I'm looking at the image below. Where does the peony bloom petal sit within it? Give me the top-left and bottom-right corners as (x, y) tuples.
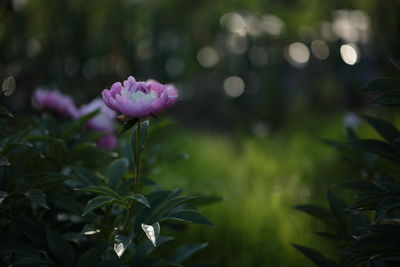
(78, 98), (117, 132)
(102, 76), (178, 119)
(32, 88), (78, 118)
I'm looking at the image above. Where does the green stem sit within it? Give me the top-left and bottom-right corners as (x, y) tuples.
(123, 119), (141, 234)
(134, 120), (141, 194)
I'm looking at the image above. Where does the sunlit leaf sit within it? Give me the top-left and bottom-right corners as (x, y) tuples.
(0, 157), (10, 166)
(2, 76), (16, 96)
(107, 157), (128, 190)
(142, 222), (160, 247)
(82, 196), (116, 216)
(390, 58), (400, 71)
(24, 189), (50, 209)
(114, 234), (134, 258)
(0, 191), (8, 205)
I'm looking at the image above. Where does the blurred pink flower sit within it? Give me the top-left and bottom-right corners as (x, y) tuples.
(78, 98), (116, 132)
(32, 88), (78, 118)
(77, 98), (117, 149)
(96, 133), (117, 150)
(102, 76), (178, 119)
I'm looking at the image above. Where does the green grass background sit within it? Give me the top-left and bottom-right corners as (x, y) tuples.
(145, 115), (355, 266)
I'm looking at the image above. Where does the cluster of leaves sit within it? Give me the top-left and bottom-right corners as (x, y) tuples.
(0, 97), (216, 266)
(294, 59), (400, 266)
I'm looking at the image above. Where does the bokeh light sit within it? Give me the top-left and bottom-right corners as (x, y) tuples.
(285, 42), (310, 68)
(340, 44), (359, 65)
(197, 46), (220, 68)
(223, 76), (245, 97)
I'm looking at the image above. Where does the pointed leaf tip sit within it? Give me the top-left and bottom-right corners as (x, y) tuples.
(142, 222), (160, 247)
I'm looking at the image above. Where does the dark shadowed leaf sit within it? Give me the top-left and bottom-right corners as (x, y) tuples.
(362, 115), (400, 143)
(334, 181), (381, 192)
(134, 236), (174, 263)
(327, 190), (349, 234)
(0, 104), (13, 118)
(48, 193), (82, 215)
(118, 118), (139, 136)
(371, 90), (400, 106)
(76, 185), (121, 199)
(24, 189), (50, 209)
(12, 257), (52, 265)
(375, 197), (400, 222)
(131, 120), (149, 157)
(346, 191), (387, 211)
(294, 204), (335, 226)
(166, 243), (208, 264)
(161, 210), (213, 226)
(76, 243), (108, 267)
(293, 244), (338, 267)
(361, 78), (400, 94)
(94, 260), (128, 267)
(46, 227), (75, 267)
(351, 139), (400, 162)
(72, 166), (100, 185)
(107, 157), (128, 190)
(123, 194), (150, 208)
(62, 109), (100, 139)
(82, 196), (116, 216)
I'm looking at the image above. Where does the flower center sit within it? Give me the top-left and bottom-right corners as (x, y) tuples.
(121, 88), (157, 103)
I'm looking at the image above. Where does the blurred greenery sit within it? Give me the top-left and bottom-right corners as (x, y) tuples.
(148, 115), (352, 266)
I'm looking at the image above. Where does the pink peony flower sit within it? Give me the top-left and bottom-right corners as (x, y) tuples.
(78, 98), (116, 132)
(102, 76), (178, 119)
(32, 88), (78, 118)
(77, 98), (117, 150)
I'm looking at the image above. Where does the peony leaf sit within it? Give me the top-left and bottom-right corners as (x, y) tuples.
(141, 222), (160, 247)
(24, 189), (50, 209)
(82, 196), (116, 216)
(114, 234), (133, 258)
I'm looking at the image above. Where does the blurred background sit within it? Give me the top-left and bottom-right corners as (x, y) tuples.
(1, 0), (399, 266)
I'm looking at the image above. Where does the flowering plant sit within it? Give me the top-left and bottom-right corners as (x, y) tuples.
(0, 78), (215, 266)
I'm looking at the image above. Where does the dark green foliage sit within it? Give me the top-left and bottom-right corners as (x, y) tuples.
(295, 60), (400, 266)
(0, 108), (214, 266)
